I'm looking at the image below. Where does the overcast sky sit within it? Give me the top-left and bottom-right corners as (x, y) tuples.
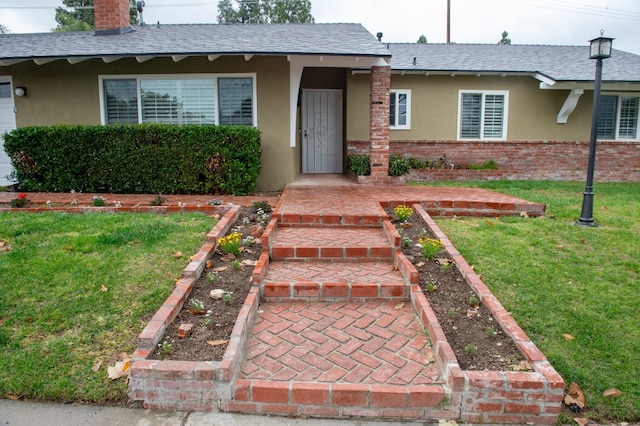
(2, 0), (639, 55)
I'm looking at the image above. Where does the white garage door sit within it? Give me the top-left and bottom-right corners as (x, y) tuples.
(0, 78), (17, 186)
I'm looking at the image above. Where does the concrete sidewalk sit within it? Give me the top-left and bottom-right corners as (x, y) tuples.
(0, 399), (441, 426)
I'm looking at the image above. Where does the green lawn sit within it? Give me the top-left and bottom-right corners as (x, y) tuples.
(0, 212), (214, 403)
(420, 181), (639, 422)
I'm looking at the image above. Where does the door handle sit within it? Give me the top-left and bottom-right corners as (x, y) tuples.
(303, 129), (308, 137)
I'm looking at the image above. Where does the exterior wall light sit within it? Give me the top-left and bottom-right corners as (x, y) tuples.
(14, 87), (27, 97)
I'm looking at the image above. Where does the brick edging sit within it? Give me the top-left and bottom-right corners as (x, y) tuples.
(410, 203), (565, 424)
(128, 204), (260, 411)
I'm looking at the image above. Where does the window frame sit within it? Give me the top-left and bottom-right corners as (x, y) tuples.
(457, 90), (509, 141)
(390, 89), (411, 130)
(98, 73), (257, 126)
(597, 93), (640, 141)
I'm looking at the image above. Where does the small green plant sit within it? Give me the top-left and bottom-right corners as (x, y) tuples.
(448, 308), (459, 319)
(218, 232), (242, 256)
(424, 279), (438, 292)
(469, 295), (480, 306)
(149, 195), (167, 206)
(242, 236), (255, 247)
(92, 195), (106, 206)
(222, 292), (232, 306)
(388, 155), (411, 176)
(206, 271), (221, 283)
(207, 198), (222, 206)
(439, 262), (452, 271)
(189, 299), (205, 314)
(158, 340), (174, 359)
(252, 200), (272, 213)
(486, 325), (497, 338)
(231, 259), (241, 270)
(202, 317), (212, 327)
(347, 154), (371, 176)
(467, 159), (498, 170)
(255, 208), (270, 226)
(10, 193), (28, 208)
(406, 157), (427, 169)
(394, 205), (413, 223)
(465, 344), (477, 356)
(401, 235), (411, 248)
(419, 237), (442, 260)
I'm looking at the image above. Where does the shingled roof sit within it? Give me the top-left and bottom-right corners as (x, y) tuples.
(387, 43), (640, 83)
(0, 23), (390, 62)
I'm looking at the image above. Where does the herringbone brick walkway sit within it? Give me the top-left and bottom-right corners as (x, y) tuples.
(240, 301), (442, 385)
(264, 261), (404, 284)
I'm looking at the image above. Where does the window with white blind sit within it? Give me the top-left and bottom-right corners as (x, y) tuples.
(597, 95), (639, 140)
(458, 91), (508, 140)
(390, 90), (411, 129)
(100, 74), (256, 126)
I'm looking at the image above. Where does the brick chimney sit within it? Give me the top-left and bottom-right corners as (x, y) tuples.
(94, 0), (131, 35)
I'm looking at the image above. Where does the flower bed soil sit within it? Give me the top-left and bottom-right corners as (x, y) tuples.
(392, 210), (529, 371)
(151, 208), (268, 362)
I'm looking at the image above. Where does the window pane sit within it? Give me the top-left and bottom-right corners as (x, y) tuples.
(618, 97), (638, 139)
(103, 79), (138, 124)
(483, 94), (504, 138)
(0, 83), (11, 98)
(597, 96), (617, 139)
(460, 94), (481, 138)
(389, 92), (397, 126)
(141, 79), (215, 125)
(397, 93), (407, 126)
(218, 78), (253, 126)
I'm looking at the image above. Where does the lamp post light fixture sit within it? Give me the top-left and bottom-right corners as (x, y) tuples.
(577, 32), (614, 227)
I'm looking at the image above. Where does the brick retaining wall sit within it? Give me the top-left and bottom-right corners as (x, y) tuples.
(348, 140), (640, 182)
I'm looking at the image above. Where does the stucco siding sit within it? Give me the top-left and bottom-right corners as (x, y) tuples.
(6, 55), (292, 191)
(347, 73), (597, 142)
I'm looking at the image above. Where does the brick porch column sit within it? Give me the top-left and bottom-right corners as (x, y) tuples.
(369, 65), (391, 177)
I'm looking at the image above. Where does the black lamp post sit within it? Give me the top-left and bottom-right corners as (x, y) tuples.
(577, 33), (614, 227)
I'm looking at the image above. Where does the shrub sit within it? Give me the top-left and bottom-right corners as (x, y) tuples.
(388, 155), (410, 176)
(406, 157), (427, 169)
(3, 124), (261, 195)
(347, 154), (371, 176)
(466, 159), (498, 170)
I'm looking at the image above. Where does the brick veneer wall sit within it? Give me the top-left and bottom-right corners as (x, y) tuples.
(347, 140), (640, 182)
(369, 66), (391, 177)
(94, 0), (131, 33)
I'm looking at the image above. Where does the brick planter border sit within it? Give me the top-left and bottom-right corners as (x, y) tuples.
(128, 204), (262, 411)
(408, 203), (564, 424)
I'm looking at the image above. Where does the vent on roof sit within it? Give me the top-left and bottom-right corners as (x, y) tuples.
(376, 32), (383, 42)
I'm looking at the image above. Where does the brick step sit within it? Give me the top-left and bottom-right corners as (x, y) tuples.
(226, 301), (458, 420)
(268, 226), (398, 261)
(277, 212), (386, 227)
(259, 260), (409, 301)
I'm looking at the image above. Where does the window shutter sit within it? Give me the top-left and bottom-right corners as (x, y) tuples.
(141, 79), (216, 125)
(483, 94), (504, 138)
(218, 78), (253, 126)
(390, 92), (397, 127)
(618, 97), (639, 139)
(597, 96), (617, 139)
(103, 79), (138, 124)
(461, 94), (481, 138)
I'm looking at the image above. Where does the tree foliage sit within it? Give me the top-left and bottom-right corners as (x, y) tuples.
(499, 30), (511, 45)
(417, 34), (427, 44)
(0, 24), (10, 34)
(54, 0), (139, 32)
(217, 0), (314, 24)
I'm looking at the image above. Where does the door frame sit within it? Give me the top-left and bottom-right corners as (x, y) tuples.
(300, 89), (344, 174)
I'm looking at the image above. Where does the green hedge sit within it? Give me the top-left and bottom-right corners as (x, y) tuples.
(3, 124), (261, 195)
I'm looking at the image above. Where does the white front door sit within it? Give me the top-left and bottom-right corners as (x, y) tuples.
(301, 89), (343, 173)
(0, 77), (17, 186)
